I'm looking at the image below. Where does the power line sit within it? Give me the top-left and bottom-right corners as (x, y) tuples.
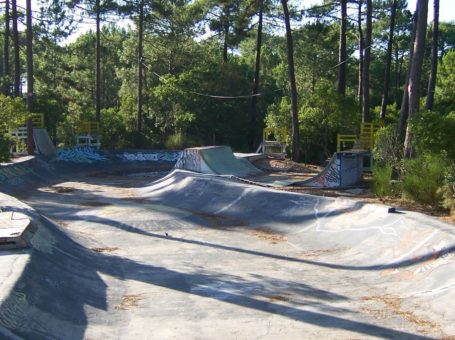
(142, 62), (283, 100)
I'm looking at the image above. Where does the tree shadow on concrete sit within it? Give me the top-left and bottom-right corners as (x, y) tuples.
(0, 217), (433, 340)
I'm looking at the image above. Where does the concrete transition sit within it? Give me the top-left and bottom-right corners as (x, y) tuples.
(0, 155), (454, 339)
(33, 128), (57, 157)
(175, 146), (262, 177)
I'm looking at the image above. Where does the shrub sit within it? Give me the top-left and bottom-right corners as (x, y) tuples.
(0, 134), (11, 162)
(438, 163), (455, 215)
(164, 133), (200, 150)
(372, 164), (397, 197)
(408, 110), (455, 161)
(373, 125), (402, 171)
(401, 153), (447, 207)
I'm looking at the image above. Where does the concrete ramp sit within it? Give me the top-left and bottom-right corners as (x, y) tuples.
(33, 128), (56, 157)
(175, 146), (261, 176)
(296, 151), (364, 187)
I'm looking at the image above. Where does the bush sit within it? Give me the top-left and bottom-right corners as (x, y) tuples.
(438, 163), (455, 215)
(373, 125), (402, 171)
(372, 164), (397, 197)
(401, 153), (447, 208)
(408, 110), (455, 161)
(164, 133), (200, 150)
(0, 134), (11, 162)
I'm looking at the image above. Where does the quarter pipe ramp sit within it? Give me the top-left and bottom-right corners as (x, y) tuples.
(175, 146), (262, 177)
(33, 128), (56, 157)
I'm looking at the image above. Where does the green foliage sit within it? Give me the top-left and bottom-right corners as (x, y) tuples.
(151, 61), (253, 150)
(439, 163), (455, 214)
(407, 110), (455, 161)
(100, 108), (128, 149)
(435, 51), (455, 113)
(0, 95), (29, 131)
(164, 133), (200, 150)
(0, 96), (28, 162)
(372, 164), (397, 197)
(372, 103), (400, 124)
(298, 83), (359, 163)
(0, 134), (11, 162)
(373, 125), (402, 171)
(401, 153), (448, 208)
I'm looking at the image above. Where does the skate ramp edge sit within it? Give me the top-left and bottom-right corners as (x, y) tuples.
(0, 193), (38, 250)
(297, 152), (365, 187)
(33, 128), (57, 157)
(175, 146), (261, 176)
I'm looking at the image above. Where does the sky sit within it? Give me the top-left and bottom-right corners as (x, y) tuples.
(19, 0), (455, 45)
(300, 0), (455, 23)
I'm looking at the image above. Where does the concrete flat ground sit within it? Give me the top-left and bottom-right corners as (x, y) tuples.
(0, 160), (454, 339)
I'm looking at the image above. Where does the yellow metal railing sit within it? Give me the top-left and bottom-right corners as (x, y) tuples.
(337, 122), (382, 152)
(76, 121), (100, 134)
(31, 113), (45, 128)
(337, 134), (357, 152)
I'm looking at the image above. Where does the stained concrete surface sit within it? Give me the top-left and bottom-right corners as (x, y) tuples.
(0, 158), (454, 339)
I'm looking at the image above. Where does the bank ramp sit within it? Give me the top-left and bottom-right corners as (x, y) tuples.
(175, 146), (261, 177)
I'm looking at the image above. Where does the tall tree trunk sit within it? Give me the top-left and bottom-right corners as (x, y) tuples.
(337, 0), (347, 95)
(26, 0), (34, 112)
(404, 0), (428, 158)
(281, 0), (299, 162)
(137, 0), (144, 133)
(3, 0), (10, 96)
(95, 0), (101, 122)
(12, 0), (20, 97)
(398, 11), (418, 138)
(380, 0), (397, 121)
(26, 0), (34, 155)
(357, 0), (364, 103)
(250, 0), (263, 149)
(362, 0), (372, 123)
(425, 0), (439, 110)
(222, 6), (229, 63)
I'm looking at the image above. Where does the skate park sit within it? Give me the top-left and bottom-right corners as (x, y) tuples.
(0, 146), (454, 339)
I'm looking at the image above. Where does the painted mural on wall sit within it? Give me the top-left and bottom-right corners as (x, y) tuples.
(175, 149), (202, 172)
(121, 151), (181, 162)
(57, 147), (108, 163)
(305, 155), (341, 188)
(304, 153), (364, 188)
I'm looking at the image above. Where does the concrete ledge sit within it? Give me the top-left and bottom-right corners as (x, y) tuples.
(0, 211), (36, 250)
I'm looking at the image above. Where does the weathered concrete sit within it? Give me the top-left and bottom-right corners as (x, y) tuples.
(175, 146), (262, 176)
(0, 159), (454, 339)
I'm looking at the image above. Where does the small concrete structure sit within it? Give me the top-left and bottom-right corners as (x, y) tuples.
(0, 211), (35, 250)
